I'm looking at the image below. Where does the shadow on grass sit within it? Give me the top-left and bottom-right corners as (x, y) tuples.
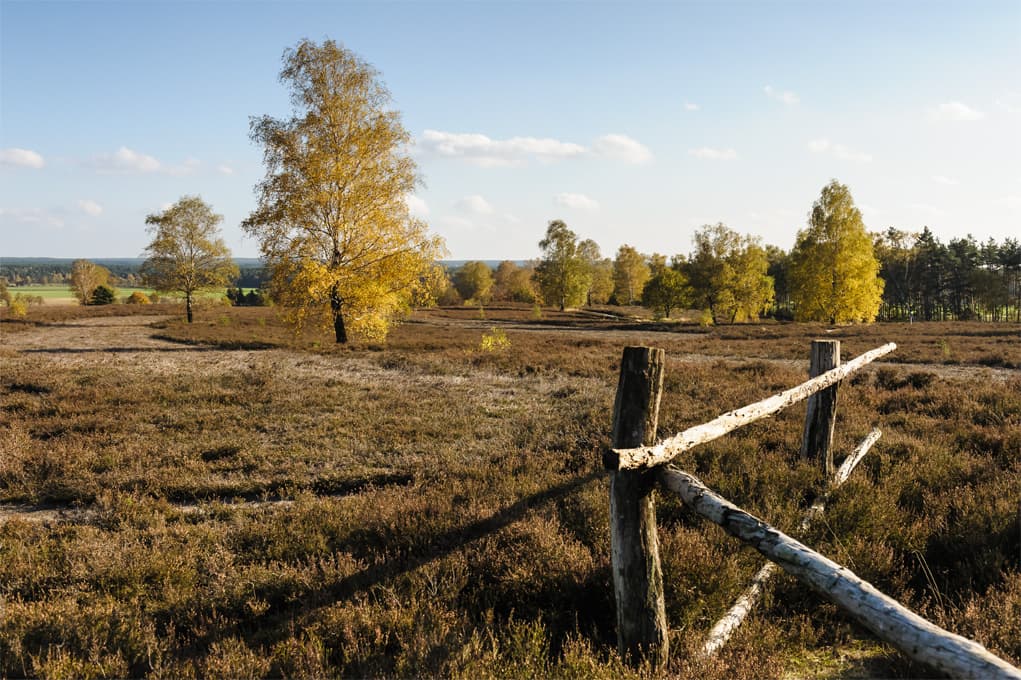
(202, 469), (605, 655)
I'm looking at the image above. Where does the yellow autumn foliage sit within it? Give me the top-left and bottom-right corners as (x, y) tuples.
(242, 39), (445, 343)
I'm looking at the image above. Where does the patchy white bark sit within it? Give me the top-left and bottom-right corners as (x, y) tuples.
(701, 428), (882, 657)
(608, 343), (896, 471)
(662, 466), (1021, 679)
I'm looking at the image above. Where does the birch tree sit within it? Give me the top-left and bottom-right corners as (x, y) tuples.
(141, 196), (238, 323)
(789, 181), (883, 323)
(242, 39), (445, 342)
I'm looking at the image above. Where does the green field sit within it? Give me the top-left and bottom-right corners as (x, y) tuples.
(8, 285), (243, 303)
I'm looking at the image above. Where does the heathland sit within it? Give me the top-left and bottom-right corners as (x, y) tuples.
(0, 303), (1018, 678)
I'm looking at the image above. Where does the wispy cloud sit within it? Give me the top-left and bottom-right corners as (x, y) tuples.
(77, 199), (103, 217)
(0, 207), (65, 229)
(592, 134), (653, 164)
(932, 175), (959, 186)
(418, 130), (652, 167)
(807, 139), (872, 163)
(929, 101), (985, 121)
(217, 164), (235, 175)
(89, 147), (200, 175)
(404, 194), (430, 218)
(689, 147), (737, 161)
(684, 102), (699, 111)
(554, 192), (600, 212)
(455, 194), (495, 215)
(418, 130), (586, 167)
(91, 146), (162, 174)
(764, 85), (799, 105)
(0, 147), (45, 169)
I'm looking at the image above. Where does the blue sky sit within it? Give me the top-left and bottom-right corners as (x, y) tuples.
(1, 0), (1019, 260)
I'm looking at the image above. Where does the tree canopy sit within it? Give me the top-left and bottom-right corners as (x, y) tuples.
(684, 223), (773, 323)
(642, 267), (689, 319)
(242, 38), (445, 342)
(69, 259), (110, 306)
(535, 220), (589, 310)
(613, 245), (651, 305)
(141, 196), (238, 323)
(452, 261), (494, 306)
(789, 180), (883, 323)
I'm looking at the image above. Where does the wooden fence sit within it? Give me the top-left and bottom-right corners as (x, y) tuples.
(604, 340), (1021, 679)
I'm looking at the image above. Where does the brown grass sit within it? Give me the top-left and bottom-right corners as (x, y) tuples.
(0, 304), (1018, 678)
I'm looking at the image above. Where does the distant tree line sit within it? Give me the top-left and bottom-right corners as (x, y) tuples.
(435, 180), (1018, 325)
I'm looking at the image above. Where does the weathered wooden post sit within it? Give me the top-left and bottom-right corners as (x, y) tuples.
(608, 346), (669, 667)
(800, 340), (840, 476)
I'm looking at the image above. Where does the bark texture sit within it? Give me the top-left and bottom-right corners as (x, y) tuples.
(607, 342), (896, 470)
(609, 346), (669, 667)
(662, 467), (1021, 679)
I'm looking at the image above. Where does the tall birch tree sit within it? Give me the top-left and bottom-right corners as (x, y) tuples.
(243, 39), (445, 342)
(789, 180), (883, 323)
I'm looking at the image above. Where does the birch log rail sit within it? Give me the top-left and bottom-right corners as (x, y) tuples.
(700, 427), (882, 658)
(660, 467), (1021, 679)
(605, 342), (897, 471)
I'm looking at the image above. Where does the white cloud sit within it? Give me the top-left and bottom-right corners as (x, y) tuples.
(807, 139), (872, 163)
(929, 101), (985, 121)
(932, 175), (959, 186)
(404, 194), (430, 218)
(77, 199), (103, 216)
(92, 146), (162, 173)
(418, 130), (586, 167)
(684, 102), (699, 111)
(0, 147), (45, 169)
(689, 147), (737, 161)
(764, 85), (799, 105)
(217, 164), (235, 175)
(592, 134), (653, 164)
(554, 192), (600, 212)
(0, 207), (65, 229)
(455, 194), (495, 215)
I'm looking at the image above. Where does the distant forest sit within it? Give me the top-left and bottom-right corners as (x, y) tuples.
(3, 226), (1020, 323)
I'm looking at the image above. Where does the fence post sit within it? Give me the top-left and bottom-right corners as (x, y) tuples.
(609, 346), (669, 667)
(800, 339), (840, 476)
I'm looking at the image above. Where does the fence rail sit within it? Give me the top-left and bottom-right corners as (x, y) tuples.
(605, 342), (896, 471)
(605, 341), (1021, 678)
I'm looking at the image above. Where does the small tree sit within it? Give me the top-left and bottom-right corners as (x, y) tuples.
(613, 245), (651, 305)
(0, 278), (11, 307)
(578, 239), (613, 305)
(535, 220), (589, 311)
(453, 261), (494, 306)
(642, 268), (690, 319)
(141, 196), (239, 323)
(493, 261), (539, 303)
(69, 259), (110, 305)
(90, 284), (117, 305)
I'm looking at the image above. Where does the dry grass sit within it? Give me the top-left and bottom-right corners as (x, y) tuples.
(0, 304), (1018, 678)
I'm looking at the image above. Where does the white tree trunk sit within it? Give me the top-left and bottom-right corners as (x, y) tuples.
(607, 343), (896, 470)
(661, 466), (1021, 679)
(701, 428), (882, 657)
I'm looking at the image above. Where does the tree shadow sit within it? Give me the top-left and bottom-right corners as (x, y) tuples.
(196, 469), (605, 656)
